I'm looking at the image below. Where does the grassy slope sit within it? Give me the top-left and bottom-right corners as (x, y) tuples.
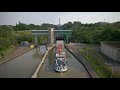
(78, 46), (120, 78)
(0, 30), (30, 62)
(14, 30), (31, 36)
(78, 47), (112, 78)
(0, 47), (15, 62)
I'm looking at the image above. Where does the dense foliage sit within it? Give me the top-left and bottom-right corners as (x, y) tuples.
(13, 21), (59, 30)
(0, 23), (49, 57)
(13, 21), (120, 44)
(0, 25), (15, 51)
(62, 21), (120, 44)
(0, 21), (120, 57)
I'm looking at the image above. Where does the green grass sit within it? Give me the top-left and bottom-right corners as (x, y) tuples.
(0, 46), (15, 61)
(78, 47), (112, 78)
(14, 30), (31, 36)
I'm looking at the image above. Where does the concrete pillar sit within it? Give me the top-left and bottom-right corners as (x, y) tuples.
(52, 29), (54, 44)
(48, 28), (54, 45)
(66, 34), (68, 44)
(35, 34), (38, 44)
(47, 35), (49, 44)
(54, 34), (56, 44)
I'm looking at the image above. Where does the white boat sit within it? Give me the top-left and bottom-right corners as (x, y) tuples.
(54, 57), (68, 72)
(54, 42), (68, 72)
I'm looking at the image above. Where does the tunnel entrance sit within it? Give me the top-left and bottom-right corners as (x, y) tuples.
(55, 34), (64, 41)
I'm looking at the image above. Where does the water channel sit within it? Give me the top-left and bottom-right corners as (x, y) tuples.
(0, 45), (46, 78)
(0, 44), (90, 78)
(37, 47), (90, 78)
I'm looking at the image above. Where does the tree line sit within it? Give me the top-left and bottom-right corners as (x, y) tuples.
(0, 21), (120, 57)
(13, 21), (120, 45)
(61, 21), (120, 44)
(13, 21), (59, 30)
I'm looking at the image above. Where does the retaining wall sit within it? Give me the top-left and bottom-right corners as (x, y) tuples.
(101, 42), (120, 62)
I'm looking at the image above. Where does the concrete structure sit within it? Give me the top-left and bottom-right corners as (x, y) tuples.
(31, 45), (55, 78)
(101, 42), (120, 62)
(31, 30), (48, 45)
(31, 28), (72, 45)
(54, 30), (72, 44)
(48, 28), (54, 45)
(21, 41), (28, 45)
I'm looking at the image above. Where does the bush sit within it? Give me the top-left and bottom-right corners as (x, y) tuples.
(0, 38), (11, 47)
(0, 52), (4, 56)
(0, 54), (1, 59)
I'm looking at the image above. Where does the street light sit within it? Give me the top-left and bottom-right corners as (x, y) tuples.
(105, 63), (113, 78)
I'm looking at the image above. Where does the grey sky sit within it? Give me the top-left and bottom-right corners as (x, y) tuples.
(0, 12), (120, 25)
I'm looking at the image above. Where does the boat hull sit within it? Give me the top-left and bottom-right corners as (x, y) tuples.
(54, 67), (68, 72)
(54, 59), (68, 72)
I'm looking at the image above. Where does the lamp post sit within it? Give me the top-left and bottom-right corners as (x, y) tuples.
(105, 63), (113, 78)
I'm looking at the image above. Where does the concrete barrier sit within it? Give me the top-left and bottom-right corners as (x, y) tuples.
(31, 45), (55, 78)
(101, 42), (120, 62)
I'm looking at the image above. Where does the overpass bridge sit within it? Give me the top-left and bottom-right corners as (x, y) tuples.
(31, 28), (72, 44)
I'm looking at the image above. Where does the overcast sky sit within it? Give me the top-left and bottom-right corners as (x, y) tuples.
(0, 12), (120, 25)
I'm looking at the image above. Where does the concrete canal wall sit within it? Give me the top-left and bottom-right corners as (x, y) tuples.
(31, 45), (55, 78)
(101, 42), (120, 62)
(65, 45), (100, 78)
(0, 48), (32, 65)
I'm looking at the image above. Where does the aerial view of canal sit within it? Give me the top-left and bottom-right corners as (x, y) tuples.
(37, 47), (90, 78)
(0, 44), (90, 78)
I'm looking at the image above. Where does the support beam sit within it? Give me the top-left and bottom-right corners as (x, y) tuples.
(48, 28), (54, 45)
(35, 34), (38, 44)
(31, 29), (72, 45)
(66, 34), (68, 44)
